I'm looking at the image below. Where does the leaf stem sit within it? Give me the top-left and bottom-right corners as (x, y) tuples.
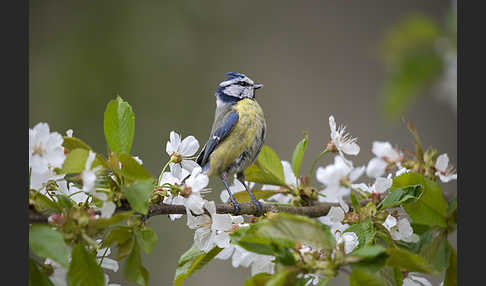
(157, 160), (172, 186)
(309, 149), (330, 180)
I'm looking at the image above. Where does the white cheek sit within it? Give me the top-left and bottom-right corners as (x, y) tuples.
(216, 98), (225, 108)
(224, 85), (243, 97)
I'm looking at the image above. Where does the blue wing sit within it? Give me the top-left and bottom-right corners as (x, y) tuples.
(196, 111), (239, 171)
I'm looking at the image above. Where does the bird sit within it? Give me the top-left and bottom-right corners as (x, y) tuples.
(196, 72), (266, 215)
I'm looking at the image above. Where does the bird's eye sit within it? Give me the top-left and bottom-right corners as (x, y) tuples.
(239, 81), (250, 87)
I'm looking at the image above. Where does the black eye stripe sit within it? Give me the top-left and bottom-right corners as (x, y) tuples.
(239, 81), (250, 87)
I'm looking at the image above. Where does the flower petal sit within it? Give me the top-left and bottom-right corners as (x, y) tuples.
(366, 157), (387, 178)
(179, 136), (200, 156)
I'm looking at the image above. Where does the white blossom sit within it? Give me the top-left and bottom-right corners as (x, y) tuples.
(328, 115), (360, 165)
(82, 151), (104, 200)
(403, 273), (432, 286)
(133, 156), (143, 165)
(187, 201), (243, 252)
(435, 153), (457, 183)
(66, 129), (73, 137)
(335, 231), (359, 254)
(316, 156), (364, 210)
(166, 131), (200, 172)
(262, 161), (296, 204)
(216, 244), (275, 276)
(318, 206), (349, 234)
(366, 141), (402, 178)
(183, 167), (209, 215)
(382, 215), (419, 243)
(352, 174), (393, 194)
(160, 165), (190, 220)
(29, 122), (66, 174)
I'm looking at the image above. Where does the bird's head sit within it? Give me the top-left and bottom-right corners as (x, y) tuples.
(215, 72), (263, 105)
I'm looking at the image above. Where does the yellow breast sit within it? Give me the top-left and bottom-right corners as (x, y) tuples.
(208, 98), (266, 176)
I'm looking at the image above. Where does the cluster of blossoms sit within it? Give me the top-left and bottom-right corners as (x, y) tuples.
(157, 112), (457, 285)
(29, 123), (140, 285)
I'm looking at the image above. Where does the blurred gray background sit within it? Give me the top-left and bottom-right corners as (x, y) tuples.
(30, 1), (456, 285)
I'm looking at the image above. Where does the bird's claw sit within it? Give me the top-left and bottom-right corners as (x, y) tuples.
(232, 201), (241, 215)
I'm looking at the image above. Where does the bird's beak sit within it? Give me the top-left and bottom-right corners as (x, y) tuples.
(253, 83), (264, 89)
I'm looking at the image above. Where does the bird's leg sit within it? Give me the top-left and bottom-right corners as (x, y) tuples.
(220, 172), (241, 215)
(237, 172), (263, 216)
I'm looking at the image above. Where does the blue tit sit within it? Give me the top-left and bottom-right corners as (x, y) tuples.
(196, 72), (266, 215)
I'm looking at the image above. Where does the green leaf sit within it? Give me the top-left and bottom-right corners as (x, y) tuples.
(124, 242), (149, 286)
(29, 225), (70, 268)
(349, 246), (388, 274)
(232, 213), (335, 255)
(344, 217), (375, 249)
(29, 258), (54, 286)
(117, 236), (135, 260)
(101, 226), (133, 248)
(61, 149), (89, 174)
(118, 154), (153, 181)
(392, 172), (447, 227)
(63, 136), (92, 151)
(350, 192), (360, 211)
(379, 184), (422, 209)
(386, 247), (436, 274)
(122, 179), (154, 215)
(245, 145), (286, 186)
(135, 228), (158, 254)
(233, 190), (279, 203)
(350, 245), (387, 259)
(89, 211), (133, 229)
(174, 244), (222, 286)
(67, 244), (105, 286)
(291, 133), (308, 178)
(419, 234), (451, 272)
(104, 96), (135, 154)
(266, 267), (300, 286)
(350, 268), (387, 286)
(243, 273), (273, 286)
(62, 137), (108, 168)
(444, 243), (457, 286)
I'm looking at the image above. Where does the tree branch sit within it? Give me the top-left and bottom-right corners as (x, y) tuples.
(29, 201), (345, 224)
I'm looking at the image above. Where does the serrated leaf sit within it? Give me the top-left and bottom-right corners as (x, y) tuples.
(122, 179), (154, 215)
(135, 228), (158, 254)
(124, 242), (149, 286)
(29, 225), (70, 268)
(243, 273), (273, 286)
(174, 244), (222, 286)
(379, 184), (422, 209)
(232, 213), (335, 255)
(344, 217), (375, 249)
(386, 247), (436, 274)
(444, 243), (457, 286)
(29, 258), (54, 286)
(245, 146), (286, 186)
(233, 190), (278, 203)
(104, 96), (135, 154)
(118, 154), (153, 181)
(291, 134), (308, 178)
(67, 244), (105, 286)
(392, 172), (447, 227)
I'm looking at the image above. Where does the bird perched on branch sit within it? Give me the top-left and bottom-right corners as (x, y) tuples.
(196, 72), (266, 215)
